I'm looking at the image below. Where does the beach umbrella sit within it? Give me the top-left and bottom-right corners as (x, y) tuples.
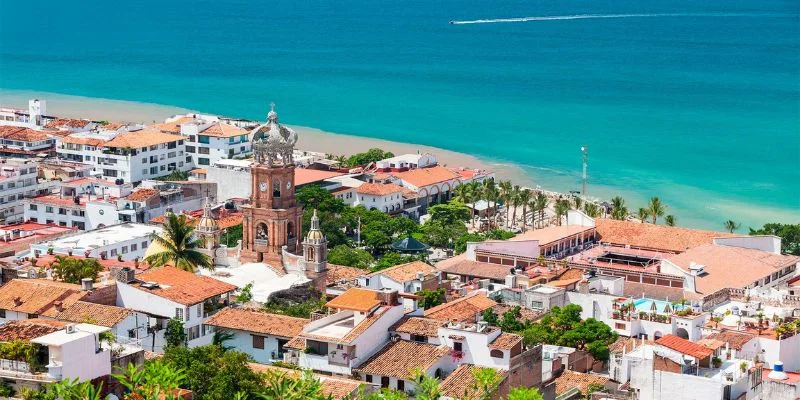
(650, 301), (658, 313)
(664, 303), (672, 313)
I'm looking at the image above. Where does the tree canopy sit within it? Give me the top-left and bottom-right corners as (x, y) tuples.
(328, 245), (374, 269)
(520, 304), (617, 361)
(144, 213), (212, 272)
(343, 148), (394, 167)
(48, 256), (103, 284)
(750, 223), (800, 255)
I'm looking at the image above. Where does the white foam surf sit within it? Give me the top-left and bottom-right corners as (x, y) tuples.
(450, 13), (762, 25)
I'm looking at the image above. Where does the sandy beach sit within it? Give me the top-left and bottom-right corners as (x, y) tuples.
(0, 89), (534, 187)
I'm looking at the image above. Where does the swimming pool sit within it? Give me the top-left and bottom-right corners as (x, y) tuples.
(633, 298), (685, 314)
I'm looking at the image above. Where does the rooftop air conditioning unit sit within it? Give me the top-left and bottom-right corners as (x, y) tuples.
(65, 324), (76, 334)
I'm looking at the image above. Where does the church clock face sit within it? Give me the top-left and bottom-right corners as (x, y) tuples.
(286, 181), (292, 189)
(259, 182), (268, 192)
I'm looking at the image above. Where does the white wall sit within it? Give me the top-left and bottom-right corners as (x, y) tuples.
(58, 334), (111, 381)
(207, 166), (250, 201)
(647, 370), (727, 400)
(714, 236), (782, 254)
(225, 329), (286, 364)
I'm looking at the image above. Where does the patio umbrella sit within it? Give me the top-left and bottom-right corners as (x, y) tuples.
(664, 303), (672, 313)
(650, 301), (658, 313)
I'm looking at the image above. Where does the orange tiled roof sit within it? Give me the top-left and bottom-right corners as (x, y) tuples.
(390, 316), (445, 337)
(553, 370), (609, 396)
(488, 332), (523, 350)
(59, 135), (106, 147)
(325, 288), (382, 312)
(201, 122), (247, 138)
(326, 264), (366, 285)
(132, 266), (237, 305)
(205, 308), (308, 338)
(608, 337), (654, 354)
(440, 364), (505, 399)
(594, 218), (733, 253)
(354, 340), (449, 379)
(0, 126), (52, 142)
(436, 254), (514, 281)
(126, 188), (159, 202)
(655, 334), (714, 359)
(667, 243), (800, 294)
(55, 301), (132, 327)
(0, 279), (85, 317)
(104, 130), (183, 148)
(190, 168), (207, 174)
(45, 118), (93, 129)
(0, 319), (68, 342)
(424, 293), (497, 322)
(395, 165), (460, 188)
(294, 169), (345, 186)
(369, 260), (436, 283)
(149, 116), (198, 133)
(284, 336), (306, 349)
(355, 182), (405, 196)
(705, 330), (755, 351)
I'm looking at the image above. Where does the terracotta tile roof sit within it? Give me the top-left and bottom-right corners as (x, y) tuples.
(435, 253), (514, 281)
(248, 364), (364, 400)
(326, 264), (366, 285)
(547, 278), (581, 288)
(655, 334), (714, 359)
(594, 218), (733, 253)
(190, 168), (207, 174)
(355, 182), (405, 196)
(390, 316), (445, 337)
(490, 304), (542, 322)
(149, 116), (197, 133)
(369, 260), (436, 283)
(553, 370), (610, 396)
(667, 244), (800, 294)
(556, 268), (586, 281)
(150, 210), (243, 230)
(395, 165), (460, 188)
(104, 130), (183, 148)
(705, 330), (755, 351)
(126, 188), (159, 202)
(354, 340), (449, 379)
(696, 338), (726, 350)
(294, 169), (345, 186)
(0, 126), (52, 142)
(54, 300), (132, 327)
(45, 118), (93, 129)
(284, 336), (306, 349)
(205, 308), (308, 338)
(200, 122), (247, 138)
(0, 319), (68, 342)
(441, 364), (506, 399)
(488, 332), (523, 350)
(59, 135), (106, 147)
(0, 279), (85, 317)
(325, 288), (382, 312)
(132, 266), (237, 305)
(512, 225), (595, 246)
(424, 293), (497, 322)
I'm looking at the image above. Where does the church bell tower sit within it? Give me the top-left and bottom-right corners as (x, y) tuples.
(240, 104), (303, 263)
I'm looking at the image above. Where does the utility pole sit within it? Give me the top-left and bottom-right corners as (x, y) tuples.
(581, 146), (588, 197)
(356, 215), (361, 247)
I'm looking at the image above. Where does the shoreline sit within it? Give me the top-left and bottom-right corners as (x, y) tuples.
(1, 89), (797, 231)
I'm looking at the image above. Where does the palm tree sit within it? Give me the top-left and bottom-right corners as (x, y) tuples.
(535, 192), (548, 229)
(724, 220), (741, 233)
(554, 199), (570, 226)
(637, 208), (650, 223)
(455, 183), (479, 227)
(498, 180), (513, 224)
(510, 185), (521, 228)
(573, 196), (582, 210)
(647, 196), (666, 224)
(583, 203), (601, 218)
(665, 215), (676, 226)
(144, 213), (212, 272)
(483, 179), (499, 229)
(518, 188), (532, 231)
(610, 196), (628, 220)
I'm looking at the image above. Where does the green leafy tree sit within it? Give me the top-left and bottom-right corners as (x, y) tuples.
(417, 288), (445, 308)
(113, 360), (186, 400)
(213, 329), (235, 351)
(583, 203), (601, 218)
(328, 245), (374, 269)
(257, 369), (333, 400)
(506, 386), (545, 400)
(749, 223), (800, 255)
(422, 219), (468, 248)
(610, 196), (628, 220)
(521, 304), (617, 362)
(481, 308), (499, 326)
(236, 283), (254, 303)
(534, 192), (548, 228)
(409, 367), (441, 400)
(455, 233), (484, 254)
(162, 345), (265, 400)
(554, 199), (570, 226)
(164, 318), (187, 348)
(145, 212), (212, 272)
(224, 223), (243, 246)
(647, 196), (666, 224)
(724, 220), (741, 233)
(664, 215), (676, 226)
(636, 208), (650, 223)
(296, 184), (346, 214)
(344, 148), (394, 167)
(156, 170), (190, 181)
(428, 202), (470, 226)
(49, 256), (103, 284)
(51, 378), (103, 400)
(264, 297), (326, 318)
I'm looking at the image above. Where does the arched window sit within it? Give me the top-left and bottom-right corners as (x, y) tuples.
(273, 179), (281, 198)
(490, 349), (504, 358)
(287, 222), (295, 239)
(307, 247), (315, 261)
(256, 223), (268, 241)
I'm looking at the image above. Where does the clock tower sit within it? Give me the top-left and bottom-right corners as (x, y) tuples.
(240, 104), (303, 263)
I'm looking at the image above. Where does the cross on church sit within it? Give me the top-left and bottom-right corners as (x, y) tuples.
(203, 186), (215, 203)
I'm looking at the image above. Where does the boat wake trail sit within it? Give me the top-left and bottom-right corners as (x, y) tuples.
(450, 13), (765, 25)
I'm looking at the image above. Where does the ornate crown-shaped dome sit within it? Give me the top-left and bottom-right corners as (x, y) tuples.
(250, 103), (297, 167)
(305, 210), (325, 241)
(196, 198), (219, 232)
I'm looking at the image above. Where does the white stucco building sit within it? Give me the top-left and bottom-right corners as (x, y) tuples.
(0, 158), (44, 224)
(29, 223), (162, 261)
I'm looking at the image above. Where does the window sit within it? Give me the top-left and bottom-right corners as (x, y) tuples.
(121, 246), (128, 254)
(198, 158), (210, 166)
(142, 158), (147, 164)
(29, 204), (37, 211)
(175, 307), (184, 321)
(365, 375), (372, 383)
(381, 377), (389, 388)
(131, 243), (137, 251)
(46, 206), (53, 213)
(252, 335), (265, 349)
(229, 137), (235, 144)
(490, 349), (504, 358)
(186, 146), (196, 153)
(188, 325), (200, 341)
(110, 249), (117, 257)
(411, 334), (426, 343)
(615, 323), (626, 329)
(198, 136), (210, 144)
(142, 241), (148, 248)
(128, 329), (136, 338)
(198, 147), (210, 155)
(0, 309), (5, 318)
(197, 305), (201, 318)
(453, 342), (463, 352)
(397, 380), (405, 391)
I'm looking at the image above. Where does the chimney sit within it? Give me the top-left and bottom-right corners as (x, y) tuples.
(505, 274), (517, 288)
(114, 267), (135, 283)
(53, 301), (64, 312)
(579, 280), (590, 294)
(13, 297), (22, 306)
(378, 289), (399, 306)
(81, 278), (94, 291)
(416, 271), (425, 281)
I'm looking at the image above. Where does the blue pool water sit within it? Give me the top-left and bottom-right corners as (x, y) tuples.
(634, 298), (685, 314)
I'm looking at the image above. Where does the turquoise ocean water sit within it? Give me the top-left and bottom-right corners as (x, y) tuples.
(1, 0), (798, 229)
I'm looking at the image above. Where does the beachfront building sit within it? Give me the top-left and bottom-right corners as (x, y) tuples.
(56, 128), (188, 184)
(374, 153), (438, 172)
(114, 266), (237, 352)
(0, 158), (46, 224)
(28, 223), (162, 261)
(0, 100), (49, 128)
(24, 177), (133, 230)
(351, 182), (405, 213)
(0, 126), (59, 158)
(150, 114), (252, 167)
